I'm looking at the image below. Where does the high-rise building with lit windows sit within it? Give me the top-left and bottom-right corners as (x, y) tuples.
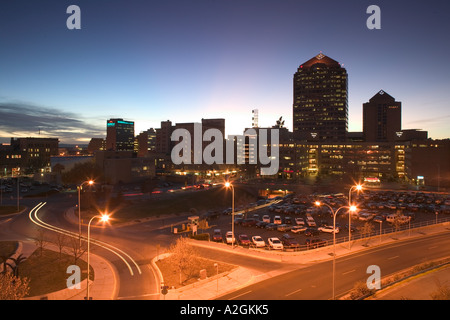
(293, 53), (348, 142)
(106, 118), (135, 151)
(363, 90), (401, 142)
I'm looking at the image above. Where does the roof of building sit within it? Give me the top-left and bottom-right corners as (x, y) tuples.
(298, 53), (342, 70)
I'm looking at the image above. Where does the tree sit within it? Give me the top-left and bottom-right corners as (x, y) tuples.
(68, 237), (87, 265)
(6, 254), (27, 277)
(360, 222), (375, 245)
(61, 160), (103, 185)
(0, 252), (15, 274)
(167, 237), (199, 285)
(33, 229), (48, 257)
(54, 233), (69, 260)
(0, 272), (30, 300)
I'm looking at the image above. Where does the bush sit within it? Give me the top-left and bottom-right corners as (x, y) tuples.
(349, 281), (375, 300)
(189, 233), (210, 241)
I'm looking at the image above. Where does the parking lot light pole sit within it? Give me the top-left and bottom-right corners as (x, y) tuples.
(77, 180), (94, 245)
(348, 184), (363, 250)
(315, 201), (356, 300)
(225, 182), (235, 248)
(376, 220), (382, 244)
(86, 213), (110, 300)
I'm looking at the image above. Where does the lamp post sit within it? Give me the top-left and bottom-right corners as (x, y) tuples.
(375, 220), (383, 244)
(225, 182), (235, 248)
(315, 201), (356, 300)
(86, 213), (110, 300)
(348, 184), (362, 249)
(214, 263), (219, 293)
(77, 180), (94, 245)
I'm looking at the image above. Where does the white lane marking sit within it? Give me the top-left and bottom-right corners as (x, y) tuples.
(29, 202), (141, 276)
(342, 269), (356, 275)
(228, 290), (252, 300)
(285, 288), (302, 297)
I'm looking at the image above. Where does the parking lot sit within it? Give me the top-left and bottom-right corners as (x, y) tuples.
(202, 189), (450, 251)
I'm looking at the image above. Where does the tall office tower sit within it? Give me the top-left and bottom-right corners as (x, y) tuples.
(155, 120), (173, 155)
(293, 53), (348, 141)
(106, 118), (135, 151)
(363, 90), (401, 142)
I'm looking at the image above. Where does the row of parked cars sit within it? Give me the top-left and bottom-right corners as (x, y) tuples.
(212, 229), (329, 250)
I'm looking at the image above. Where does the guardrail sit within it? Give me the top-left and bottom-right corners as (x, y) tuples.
(295, 216), (450, 252)
(229, 216), (450, 252)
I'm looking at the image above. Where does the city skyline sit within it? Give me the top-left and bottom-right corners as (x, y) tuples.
(1, 0), (450, 144)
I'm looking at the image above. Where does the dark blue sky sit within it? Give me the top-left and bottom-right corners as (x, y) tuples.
(1, 0), (449, 143)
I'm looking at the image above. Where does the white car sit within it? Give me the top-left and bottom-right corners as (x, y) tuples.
(273, 215), (282, 225)
(295, 217), (305, 226)
(225, 231), (236, 244)
(291, 225), (307, 234)
(318, 225), (340, 233)
(268, 237), (283, 250)
(262, 215), (271, 223)
(251, 236), (266, 248)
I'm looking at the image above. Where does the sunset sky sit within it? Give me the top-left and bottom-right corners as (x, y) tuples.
(1, 0), (449, 144)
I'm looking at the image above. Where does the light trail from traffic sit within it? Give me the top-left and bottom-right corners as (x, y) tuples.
(28, 202), (142, 276)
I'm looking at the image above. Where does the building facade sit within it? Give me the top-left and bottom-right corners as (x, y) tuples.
(363, 90), (401, 142)
(293, 53), (348, 142)
(0, 137), (59, 175)
(106, 118), (135, 152)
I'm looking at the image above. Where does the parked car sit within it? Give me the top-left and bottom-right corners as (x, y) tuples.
(212, 229), (223, 242)
(268, 237), (283, 250)
(262, 215), (271, 223)
(251, 236), (266, 248)
(281, 234), (300, 250)
(241, 218), (258, 227)
(256, 221), (268, 228)
(305, 214), (316, 227)
(295, 217), (305, 226)
(274, 215), (282, 224)
(277, 224), (292, 232)
(225, 231), (235, 244)
(373, 216), (384, 223)
(318, 225), (340, 233)
(285, 216), (292, 224)
(344, 224), (358, 232)
(238, 234), (251, 246)
(291, 225), (307, 234)
(305, 238), (327, 249)
(265, 223), (277, 230)
(305, 228), (320, 237)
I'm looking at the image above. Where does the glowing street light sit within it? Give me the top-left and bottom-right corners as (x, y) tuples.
(224, 182), (235, 248)
(77, 180), (95, 245)
(315, 201), (357, 300)
(86, 213), (110, 300)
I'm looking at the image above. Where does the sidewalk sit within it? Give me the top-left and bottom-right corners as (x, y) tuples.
(154, 221), (450, 300)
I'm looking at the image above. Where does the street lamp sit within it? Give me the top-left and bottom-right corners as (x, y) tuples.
(315, 201), (357, 300)
(224, 182), (235, 248)
(86, 213), (110, 300)
(77, 180), (94, 245)
(348, 184), (363, 249)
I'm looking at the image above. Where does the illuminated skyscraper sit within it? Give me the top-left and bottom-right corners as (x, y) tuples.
(363, 90), (401, 142)
(293, 53), (348, 141)
(106, 118), (135, 151)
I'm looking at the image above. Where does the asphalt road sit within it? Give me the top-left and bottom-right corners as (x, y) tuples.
(3, 193), (449, 301)
(216, 231), (450, 300)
